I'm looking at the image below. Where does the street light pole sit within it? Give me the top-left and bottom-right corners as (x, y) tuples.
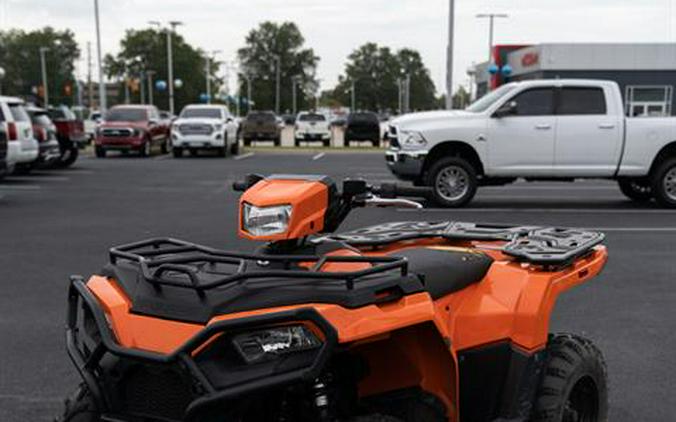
(39, 47), (49, 107)
(205, 50), (221, 105)
(445, 0), (455, 110)
(94, 0), (107, 112)
(476, 13), (509, 62)
(272, 54), (281, 114)
(146, 70), (156, 105)
(350, 80), (356, 112)
(292, 78), (298, 115)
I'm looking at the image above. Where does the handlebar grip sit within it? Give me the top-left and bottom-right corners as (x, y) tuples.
(375, 183), (432, 199)
(232, 181), (248, 192)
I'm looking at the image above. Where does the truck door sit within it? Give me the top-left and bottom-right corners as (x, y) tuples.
(486, 87), (556, 176)
(553, 86), (622, 176)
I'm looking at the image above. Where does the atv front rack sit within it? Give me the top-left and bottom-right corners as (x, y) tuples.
(109, 237), (414, 295)
(320, 221), (605, 267)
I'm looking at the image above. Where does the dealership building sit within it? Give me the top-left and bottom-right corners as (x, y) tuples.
(473, 43), (676, 117)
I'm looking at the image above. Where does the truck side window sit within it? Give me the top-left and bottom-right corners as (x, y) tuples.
(559, 88), (607, 115)
(509, 88), (555, 116)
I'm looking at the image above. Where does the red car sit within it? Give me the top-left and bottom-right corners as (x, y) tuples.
(95, 105), (170, 158)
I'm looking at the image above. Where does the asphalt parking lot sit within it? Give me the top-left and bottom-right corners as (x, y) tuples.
(1, 150), (675, 421)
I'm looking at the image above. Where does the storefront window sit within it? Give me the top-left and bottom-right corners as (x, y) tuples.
(626, 86), (672, 117)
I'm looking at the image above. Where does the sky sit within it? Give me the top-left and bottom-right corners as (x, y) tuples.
(1, 0), (675, 96)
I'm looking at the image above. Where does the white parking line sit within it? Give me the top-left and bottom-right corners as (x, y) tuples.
(0, 185), (42, 191)
(312, 152), (325, 161)
(594, 227), (676, 232)
(10, 176), (70, 182)
(397, 208), (676, 214)
(235, 152), (255, 161)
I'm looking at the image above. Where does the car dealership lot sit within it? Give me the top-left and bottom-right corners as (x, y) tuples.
(0, 151), (674, 421)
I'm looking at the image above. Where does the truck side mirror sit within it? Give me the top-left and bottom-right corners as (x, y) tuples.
(494, 101), (518, 118)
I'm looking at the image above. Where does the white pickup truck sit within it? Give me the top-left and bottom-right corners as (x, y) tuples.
(386, 79), (676, 207)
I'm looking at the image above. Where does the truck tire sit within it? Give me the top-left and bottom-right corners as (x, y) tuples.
(231, 140), (240, 155)
(651, 157), (676, 207)
(274, 136), (281, 147)
(532, 334), (608, 422)
(426, 157), (478, 208)
(618, 179), (652, 202)
(60, 147), (80, 166)
(173, 147), (183, 158)
(55, 384), (101, 422)
(95, 146), (106, 159)
(160, 139), (168, 154)
(139, 139), (151, 157)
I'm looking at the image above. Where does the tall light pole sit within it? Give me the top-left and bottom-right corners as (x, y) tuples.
(205, 50), (221, 104)
(146, 70), (156, 105)
(94, 0), (106, 111)
(271, 54), (281, 114)
(291, 77), (300, 115)
(39, 47), (49, 107)
(350, 81), (356, 111)
(476, 13), (509, 62)
(151, 20), (183, 114)
(0, 66), (5, 95)
(445, 0), (455, 110)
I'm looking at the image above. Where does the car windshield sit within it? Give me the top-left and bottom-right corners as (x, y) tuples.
(247, 112), (275, 122)
(48, 107), (76, 120)
(466, 84), (518, 113)
(181, 108), (222, 119)
(298, 113), (326, 122)
(105, 108), (148, 122)
(348, 113), (378, 123)
(9, 103), (30, 122)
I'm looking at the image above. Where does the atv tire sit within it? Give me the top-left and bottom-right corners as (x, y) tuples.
(532, 333), (608, 422)
(651, 157), (676, 208)
(56, 384), (101, 422)
(426, 156), (478, 208)
(618, 178), (652, 202)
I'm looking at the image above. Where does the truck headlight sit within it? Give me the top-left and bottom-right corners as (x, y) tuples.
(400, 130), (427, 148)
(133, 128), (142, 137)
(213, 124), (223, 131)
(243, 203), (292, 236)
(232, 325), (322, 364)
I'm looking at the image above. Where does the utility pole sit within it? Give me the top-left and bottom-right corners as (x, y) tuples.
(350, 80), (356, 112)
(150, 20), (183, 114)
(146, 70), (156, 105)
(405, 74), (411, 113)
(445, 0), (455, 110)
(476, 13), (509, 61)
(205, 50), (221, 105)
(94, 0), (107, 111)
(291, 77), (298, 115)
(246, 74), (252, 114)
(272, 54), (281, 114)
(87, 42), (94, 109)
(39, 47), (49, 107)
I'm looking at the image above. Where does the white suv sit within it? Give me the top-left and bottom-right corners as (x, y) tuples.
(0, 96), (38, 173)
(294, 112), (331, 147)
(171, 105), (239, 157)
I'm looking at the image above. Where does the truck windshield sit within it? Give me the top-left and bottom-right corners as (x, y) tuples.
(181, 108), (222, 119)
(466, 84), (517, 113)
(298, 113), (326, 122)
(247, 112), (275, 122)
(105, 108), (148, 122)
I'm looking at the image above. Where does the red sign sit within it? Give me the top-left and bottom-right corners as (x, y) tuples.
(521, 52), (539, 67)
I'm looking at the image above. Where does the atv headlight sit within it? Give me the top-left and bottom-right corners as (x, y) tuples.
(232, 325), (322, 364)
(243, 203), (292, 236)
(400, 130), (427, 148)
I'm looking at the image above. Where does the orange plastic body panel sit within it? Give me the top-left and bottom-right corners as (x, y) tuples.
(238, 178), (329, 241)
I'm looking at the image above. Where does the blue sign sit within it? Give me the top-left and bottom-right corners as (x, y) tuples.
(501, 64), (513, 76)
(199, 93), (210, 103)
(488, 64), (499, 75)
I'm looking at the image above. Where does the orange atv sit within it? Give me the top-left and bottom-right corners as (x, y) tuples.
(58, 174), (608, 422)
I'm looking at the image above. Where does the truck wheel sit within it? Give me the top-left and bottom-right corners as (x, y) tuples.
(532, 334), (608, 422)
(55, 384), (101, 422)
(323, 139), (331, 147)
(231, 140), (240, 155)
(140, 140), (151, 157)
(95, 146), (106, 159)
(426, 157), (478, 208)
(372, 139), (381, 148)
(60, 147), (80, 166)
(173, 147), (183, 158)
(274, 136), (281, 147)
(618, 179), (652, 202)
(651, 157), (676, 207)
(160, 140), (168, 154)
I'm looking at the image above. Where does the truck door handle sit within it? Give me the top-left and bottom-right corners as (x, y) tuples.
(598, 124), (616, 129)
(535, 124), (551, 130)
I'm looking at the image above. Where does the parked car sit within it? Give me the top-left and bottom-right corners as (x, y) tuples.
(83, 110), (102, 142)
(240, 111), (282, 146)
(0, 125), (7, 180)
(387, 79), (676, 207)
(344, 112), (381, 147)
(95, 105), (170, 158)
(294, 111), (331, 147)
(26, 106), (61, 168)
(48, 105), (87, 168)
(0, 96), (38, 174)
(171, 104), (239, 157)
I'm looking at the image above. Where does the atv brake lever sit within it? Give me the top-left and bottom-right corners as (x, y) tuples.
(363, 196), (423, 209)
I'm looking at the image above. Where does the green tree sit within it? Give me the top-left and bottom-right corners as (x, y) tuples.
(333, 43), (437, 113)
(104, 29), (220, 112)
(237, 22), (319, 114)
(0, 27), (80, 105)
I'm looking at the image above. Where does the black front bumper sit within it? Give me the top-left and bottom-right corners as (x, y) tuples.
(66, 277), (337, 421)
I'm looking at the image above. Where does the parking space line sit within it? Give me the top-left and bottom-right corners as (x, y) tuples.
(9, 176), (71, 182)
(397, 208), (676, 214)
(0, 185), (42, 191)
(593, 227), (676, 232)
(235, 152), (255, 161)
(312, 152), (325, 161)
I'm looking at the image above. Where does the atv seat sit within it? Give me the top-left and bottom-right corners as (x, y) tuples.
(388, 247), (493, 299)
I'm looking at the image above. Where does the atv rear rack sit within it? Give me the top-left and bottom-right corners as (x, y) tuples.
(320, 221), (605, 267)
(109, 238), (414, 295)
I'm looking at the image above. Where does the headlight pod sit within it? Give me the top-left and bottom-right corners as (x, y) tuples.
(242, 203), (292, 237)
(232, 325), (322, 364)
(400, 130), (427, 148)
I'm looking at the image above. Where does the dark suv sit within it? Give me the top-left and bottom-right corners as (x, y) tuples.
(344, 112), (381, 147)
(240, 111), (282, 147)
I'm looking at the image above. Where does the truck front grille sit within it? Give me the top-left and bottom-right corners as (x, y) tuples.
(179, 124), (213, 136)
(102, 128), (133, 137)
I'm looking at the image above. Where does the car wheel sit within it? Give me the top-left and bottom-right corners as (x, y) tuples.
(426, 156), (478, 208)
(173, 147), (183, 158)
(274, 136), (281, 147)
(618, 178), (652, 202)
(651, 157), (676, 208)
(532, 334), (608, 422)
(60, 147), (79, 167)
(160, 139), (168, 154)
(139, 139), (151, 157)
